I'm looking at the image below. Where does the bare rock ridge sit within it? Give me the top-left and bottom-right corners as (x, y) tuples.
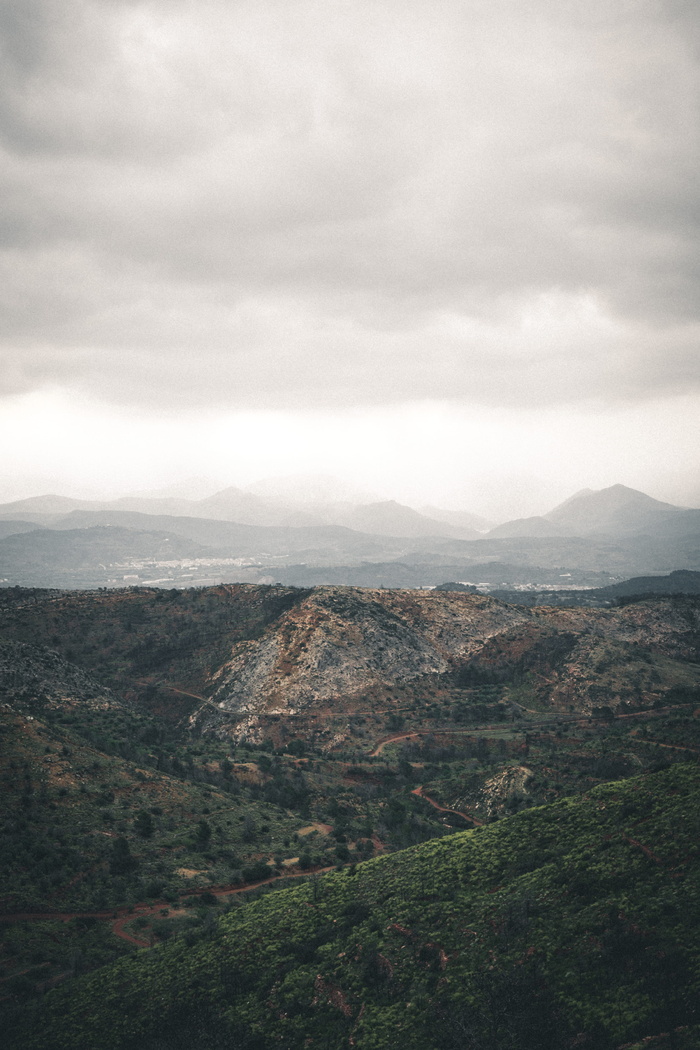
(196, 589), (529, 738)
(192, 586), (700, 741)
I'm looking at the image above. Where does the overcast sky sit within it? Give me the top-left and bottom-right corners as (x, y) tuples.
(1, 0), (698, 518)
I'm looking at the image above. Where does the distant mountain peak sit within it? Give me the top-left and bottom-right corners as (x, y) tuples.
(545, 484), (682, 534)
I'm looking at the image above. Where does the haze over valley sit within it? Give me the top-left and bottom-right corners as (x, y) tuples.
(0, 478), (698, 595)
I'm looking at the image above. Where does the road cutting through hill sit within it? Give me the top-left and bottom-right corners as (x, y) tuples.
(411, 786), (483, 826)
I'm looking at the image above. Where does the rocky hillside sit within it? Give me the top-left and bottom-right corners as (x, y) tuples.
(194, 589), (528, 737)
(192, 589), (700, 741)
(0, 641), (121, 714)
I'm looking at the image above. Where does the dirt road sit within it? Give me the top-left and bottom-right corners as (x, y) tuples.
(0, 865), (335, 948)
(411, 785), (483, 827)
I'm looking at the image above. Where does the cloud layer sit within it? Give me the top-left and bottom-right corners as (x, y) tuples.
(2, 0), (699, 413)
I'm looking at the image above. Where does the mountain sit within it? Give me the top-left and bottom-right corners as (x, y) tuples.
(545, 483), (684, 534)
(191, 586), (700, 744)
(1, 483), (699, 591)
(485, 485), (691, 540)
(0, 526), (211, 586)
(596, 568), (700, 598)
(2, 581), (700, 1047)
(330, 500), (476, 538)
(4, 517), (698, 590)
(0, 520), (42, 540)
(0, 490), (484, 539)
(0, 494), (99, 521)
(0, 515), (445, 587)
(11, 762), (700, 1050)
(195, 486), (304, 525)
(196, 588), (530, 741)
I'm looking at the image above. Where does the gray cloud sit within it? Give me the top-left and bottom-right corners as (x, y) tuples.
(1, 0), (699, 411)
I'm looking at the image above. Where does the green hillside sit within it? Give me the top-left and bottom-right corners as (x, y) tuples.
(11, 763), (700, 1050)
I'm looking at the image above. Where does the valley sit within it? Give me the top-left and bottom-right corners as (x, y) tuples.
(0, 580), (699, 1046)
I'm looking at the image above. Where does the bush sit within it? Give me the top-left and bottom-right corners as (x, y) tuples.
(241, 861), (272, 884)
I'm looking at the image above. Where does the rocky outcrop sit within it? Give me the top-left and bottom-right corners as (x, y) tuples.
(479, 765), (534, 819)
(194, 588), (532, 737)
(0, 640), (120, 713)
(192, 589), (700, 740)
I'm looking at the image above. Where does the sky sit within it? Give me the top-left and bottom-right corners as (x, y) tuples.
(1, 0), (699, 520)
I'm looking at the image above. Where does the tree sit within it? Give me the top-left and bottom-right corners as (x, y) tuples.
(195, 819), (212, 847)
(109, 836), (137, 875)
(133, 810), (154, 838)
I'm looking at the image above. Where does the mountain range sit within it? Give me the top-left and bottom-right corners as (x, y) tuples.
(0, 483), (698, 590)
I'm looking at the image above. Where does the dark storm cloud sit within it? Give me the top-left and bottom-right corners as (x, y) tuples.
(1, 0), (699, 409)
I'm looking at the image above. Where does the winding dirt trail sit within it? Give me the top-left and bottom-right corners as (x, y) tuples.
(369, 731), (421, 756)
(368, 703), (696, 758)
(637, 739), (700, 755)
(411, 786), (483, 827)
(0, 865), (334, 948)
(369, 720), (565, 757)
(369, 726), (511, 757)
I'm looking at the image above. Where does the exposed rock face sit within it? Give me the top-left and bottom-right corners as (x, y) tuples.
(480, 765), (534, 819)
(192, 589), (700, 740)
(195, 588), (530, 736)
(534, 599), (700, 713)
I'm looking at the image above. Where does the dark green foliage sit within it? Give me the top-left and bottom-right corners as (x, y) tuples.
(241, 860), (272, 884)
(133, 810), (154, 838)
(10, 765), (700, 1050)
(109, 837), (137, 875)
(194, 819), (211, 847)
(457, 628), (578, 686)
(0, 584), (308, 706)
(2, 584), (700, 1046)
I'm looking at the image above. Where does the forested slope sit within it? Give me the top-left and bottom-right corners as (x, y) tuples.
(12, 763), (700, 1050)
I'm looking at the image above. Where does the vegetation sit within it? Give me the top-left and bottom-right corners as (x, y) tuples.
(0, 584), (307, 711)
(8, 764), (700, 1050)
(1, 585), (699, 1046)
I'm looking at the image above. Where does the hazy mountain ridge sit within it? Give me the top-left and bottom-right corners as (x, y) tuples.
(545, 483), (687, 532)
(3, 481), (689, 538)
(0, 489), (476, 538)
(487, 515), (573, 539)
(599, 568), (700, 597)
(486, 484), (697, 540)
(0, 520), (41, 541)
(0, 483), (698, 590)
(0, 526), (210, 579)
